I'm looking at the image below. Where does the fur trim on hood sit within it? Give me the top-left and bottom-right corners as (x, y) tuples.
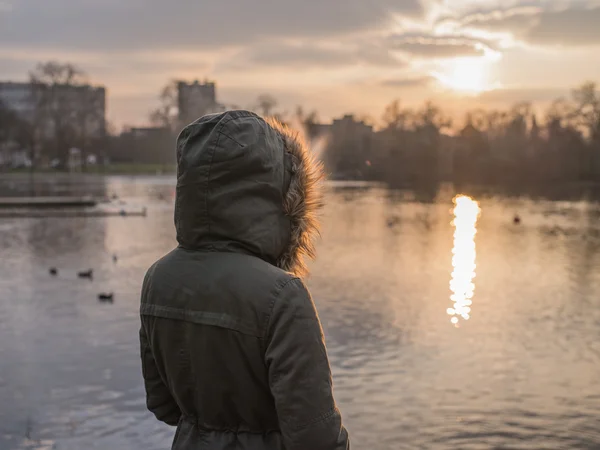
(267, 117), (325, 278)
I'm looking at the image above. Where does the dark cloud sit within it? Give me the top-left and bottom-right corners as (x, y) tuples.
(380, 76), (434, 87)
(0, 52), (208, 86)
(387, 34), (495, 58)
(527, 6), (600, 46)
(220, 31), (495, 72)
(451, 5), (600, 47)
(221, 42), (406, 70)
(476, 87), (569, 104)
(393, 41), (485, 58)
(0, 0), (424, 51)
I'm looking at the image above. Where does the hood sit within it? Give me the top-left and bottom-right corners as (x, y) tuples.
(174, 110), (323, 277)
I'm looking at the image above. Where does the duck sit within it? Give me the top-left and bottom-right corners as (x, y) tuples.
(513, 214), (521, 225)
(98, 292), (114, 302)
(112, 254), (118, 263)
(49, 267), (58, 276)
(78, 269), (93, 279)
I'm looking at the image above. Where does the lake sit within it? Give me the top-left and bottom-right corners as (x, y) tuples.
(1, 175), (599, 449)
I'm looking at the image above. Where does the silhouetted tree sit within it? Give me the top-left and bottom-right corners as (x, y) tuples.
(29, 61), (100, 168)
(149, 80), (179, 132)
(256, 94), (277, 117)
(0, 101), (27, 148)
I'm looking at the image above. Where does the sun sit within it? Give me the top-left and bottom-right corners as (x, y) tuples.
(434, 57), (491, 94)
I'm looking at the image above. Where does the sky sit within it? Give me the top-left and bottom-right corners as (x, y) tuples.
(2, 0), (600, 128)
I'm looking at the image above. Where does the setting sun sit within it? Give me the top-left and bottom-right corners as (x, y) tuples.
(434, 57), (491, 94)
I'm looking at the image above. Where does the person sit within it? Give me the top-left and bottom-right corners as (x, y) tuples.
(139, 110), (350, 450)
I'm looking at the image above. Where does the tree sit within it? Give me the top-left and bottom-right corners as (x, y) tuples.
(294, 106), (320, 140)
(570, 82), (600, 180)
(381, 100), (414, 131)
(415, 101), (452, 131)
(74, 86), (106, 169)
(149, 80), (179, 131)
(29, 61), (90, 168)
(256, 94), (277, 117)
(572, 82), (600, 140)
(356, 114), (375, 127)
(465, 109), (488, 130)
(0, 100), (24, 146)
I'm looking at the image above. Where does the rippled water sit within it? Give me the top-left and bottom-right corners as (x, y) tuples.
(1, 175), (600, 449)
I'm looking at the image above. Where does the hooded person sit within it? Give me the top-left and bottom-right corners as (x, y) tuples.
(139, 110), (350, 450)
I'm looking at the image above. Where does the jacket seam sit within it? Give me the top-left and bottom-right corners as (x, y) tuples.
(206, 115), (236, 236)
(262, 277), (300, 340)
(219, 130), (244, 147)
(291, 407), (337, 432)
(141, 304), (261, 337)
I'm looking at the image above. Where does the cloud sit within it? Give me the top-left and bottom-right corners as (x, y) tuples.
(0, 0), (424, 51)
(380, 76), (435, 87)
(386, 33), (498, 59)
(0, 1), (13, 12)
(441, 6), (541, 33)
(476, 86), (570, 104)
(449, 4), (600, 47)
(394, 41), (485, 58)
(218, 30), (500, 73)
(0, 49), (209, 91)
(527, 6), (600, 46)
(221, 42), (407, 71)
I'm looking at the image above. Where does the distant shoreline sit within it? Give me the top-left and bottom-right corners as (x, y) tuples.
(0, 164), (177, 176)
(2, 171), (600, 202)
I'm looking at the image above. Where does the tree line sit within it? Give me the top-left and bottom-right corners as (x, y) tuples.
(318, 83), (600, 190)
(2, 61), (600, 191)
(0, 62), (106, 170)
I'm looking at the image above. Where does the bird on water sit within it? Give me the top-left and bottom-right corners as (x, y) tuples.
(78, 269), (93, 279)
(98, 292), (114, 302)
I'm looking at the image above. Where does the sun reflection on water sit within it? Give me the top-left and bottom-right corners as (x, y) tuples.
(447, 195), (480, 326)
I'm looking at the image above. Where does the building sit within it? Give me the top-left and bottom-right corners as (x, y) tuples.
(330, 115), (374, 160)
(325, 115), (375, 179)
(0, 81), (106, 139)
(331, 114), (373, 137)
(177, 80), (224, 125)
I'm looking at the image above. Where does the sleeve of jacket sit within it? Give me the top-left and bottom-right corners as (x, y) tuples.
(139, 270), (181, 426)
(264, 278), (350, 450)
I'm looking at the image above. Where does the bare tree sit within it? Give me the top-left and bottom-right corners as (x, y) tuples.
(381, 100), (415, 131)
(0, 101), (23, 147)
(464, 109), (488, 130)
(572, 82), (600, 139)
(29, 61), (90, 168)
(545, 98), (573, 123)
(149, 80), (179, 131)
(74, 86), (106, 170)
(416, 101), (452, 131)
(256, 94), (277, 117)
(294, 106), (320, 139)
